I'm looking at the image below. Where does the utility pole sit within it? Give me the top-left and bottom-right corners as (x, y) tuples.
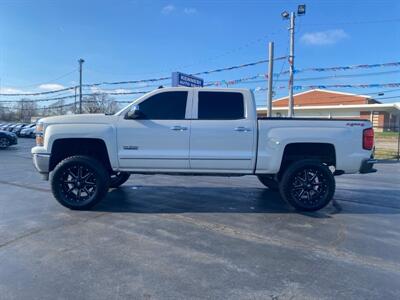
(281, 4), (306, 118)
(267, 42), (274, 117)
(397, 118), (400, 161)
(78, 58), (85, 114)
(288, 12), (295, 118)
(74, 86), (77, 114)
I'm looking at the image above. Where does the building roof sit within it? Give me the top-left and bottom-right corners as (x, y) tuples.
(272, 89), (372, 102)
(257, 102), (400, 113)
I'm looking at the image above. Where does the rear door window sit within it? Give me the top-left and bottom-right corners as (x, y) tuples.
(198, 92), (244, 120)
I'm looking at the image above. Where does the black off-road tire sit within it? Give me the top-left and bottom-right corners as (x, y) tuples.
(257, 175), (279, 191)
(109, 172), (131, 188)
(51, 155), (110, 210)
(279, 159), (335, 211)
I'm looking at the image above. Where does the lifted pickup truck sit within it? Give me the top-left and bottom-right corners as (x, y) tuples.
(32, 87), (376, 211)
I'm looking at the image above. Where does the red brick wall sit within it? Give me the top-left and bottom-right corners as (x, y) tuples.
(274, 90), (370, 107)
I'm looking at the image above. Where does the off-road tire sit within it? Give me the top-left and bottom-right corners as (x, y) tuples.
(51, 155), (110, 210)
(279, 159), (335, 211)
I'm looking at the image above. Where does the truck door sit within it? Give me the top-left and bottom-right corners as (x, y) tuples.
(117, 90), (192, 171)
(189, 90), (256, 172)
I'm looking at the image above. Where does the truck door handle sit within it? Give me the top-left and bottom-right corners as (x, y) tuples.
(234, 126), (251, 132)
(170, 126), (188, 131)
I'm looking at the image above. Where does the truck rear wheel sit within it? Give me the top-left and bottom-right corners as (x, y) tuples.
(110, 172), (130, 188)
(257, 175), (279, 191)
(279, 160), (335, 211)
(51, 155), (110, 210)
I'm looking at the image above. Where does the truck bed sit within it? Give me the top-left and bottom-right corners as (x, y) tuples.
(257, 117), (370, 121)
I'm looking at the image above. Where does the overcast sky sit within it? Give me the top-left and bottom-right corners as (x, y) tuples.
(0, 0), (399, 105)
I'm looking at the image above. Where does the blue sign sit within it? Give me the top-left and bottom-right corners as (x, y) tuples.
(172, 72), (204, 87)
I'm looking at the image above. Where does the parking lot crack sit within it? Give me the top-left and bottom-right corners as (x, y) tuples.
(0, 228), (43, 249)
(0, 180), (50, 193)
(0, 212), (110, 250)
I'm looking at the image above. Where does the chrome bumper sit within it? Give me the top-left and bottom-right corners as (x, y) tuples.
(32, 153), (50, 174)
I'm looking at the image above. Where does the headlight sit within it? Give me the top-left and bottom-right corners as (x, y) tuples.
(35, 122), (44, 146)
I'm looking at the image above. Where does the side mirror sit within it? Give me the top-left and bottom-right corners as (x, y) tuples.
(125, 105), (141, 119)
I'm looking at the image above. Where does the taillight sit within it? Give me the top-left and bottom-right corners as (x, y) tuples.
(363, 128), (374, 150)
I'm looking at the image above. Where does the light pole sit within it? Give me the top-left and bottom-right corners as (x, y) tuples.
(267, 42), (274, 117)
(74, 86), (77, 114)
(282, 4), (306, 118)
(78, 58), (85, 114)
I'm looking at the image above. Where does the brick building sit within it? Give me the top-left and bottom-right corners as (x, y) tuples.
(257, 89), (400, 131)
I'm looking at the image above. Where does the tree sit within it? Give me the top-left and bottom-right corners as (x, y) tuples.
(14, 99), (38, 122)
(0, 102), (6, 121)
(46, 99), (65, 116)
(82, 93), (119, 114)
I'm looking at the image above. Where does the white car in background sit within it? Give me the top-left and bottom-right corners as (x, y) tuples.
(20, 124), (36, 138)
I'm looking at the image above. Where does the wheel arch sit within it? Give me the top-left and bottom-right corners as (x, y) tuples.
(49, 138), (112, 172)
(279, 142), (336, 175)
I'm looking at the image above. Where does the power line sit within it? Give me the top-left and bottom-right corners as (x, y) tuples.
(1, 59), (398, 97)
(1, 82), (399, 105)
(0, 56), (287, 96)
(0, 86), (76, 97)
(84, 56), (288, 87)
(291, 70), (400, 82)
(0, 90), (150, 103)
(253, 82), (400, 93)
(216, 70), (400, 86)
(301, 18), (400, 27)
(375, 95), (400, 100)
(2, 69), (77, 89)
(191, 56), (287, 76)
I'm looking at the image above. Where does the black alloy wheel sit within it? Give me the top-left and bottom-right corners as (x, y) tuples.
(279, 160), (335, 211)
(61, 165), (97, 203)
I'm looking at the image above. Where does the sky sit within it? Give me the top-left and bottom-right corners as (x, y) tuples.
(0, 0), (399, 107)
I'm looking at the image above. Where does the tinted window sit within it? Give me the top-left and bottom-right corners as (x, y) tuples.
(138, 91), (188, 120)
(198, 92), (244, 120)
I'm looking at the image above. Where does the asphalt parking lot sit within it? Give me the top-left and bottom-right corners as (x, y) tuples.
(1, 139), (400, 299)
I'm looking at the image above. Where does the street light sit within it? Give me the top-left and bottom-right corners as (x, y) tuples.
(78, 59), (85, 114)
(281, 4), (306, 118)
(281, 11), (289, 19)
(297, 4), (306, 15)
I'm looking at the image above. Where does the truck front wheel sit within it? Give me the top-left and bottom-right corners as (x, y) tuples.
(51, 156), (110, 210)
(279, 160), (335, 211)
(109, 172), (130, 188)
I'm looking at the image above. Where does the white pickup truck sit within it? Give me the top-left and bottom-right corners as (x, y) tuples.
(32, 87), (377, 211)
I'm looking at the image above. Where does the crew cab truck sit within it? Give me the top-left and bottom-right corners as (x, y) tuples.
(32, 87), (376, 211)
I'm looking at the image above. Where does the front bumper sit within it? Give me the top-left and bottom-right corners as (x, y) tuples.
(33, 153), (50, 174)
(359, 158), (378, 174)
